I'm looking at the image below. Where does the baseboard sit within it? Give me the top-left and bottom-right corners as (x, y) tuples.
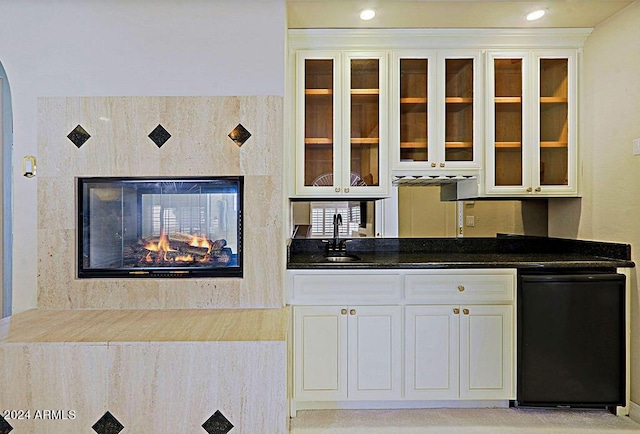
(628, 401), (640, 423)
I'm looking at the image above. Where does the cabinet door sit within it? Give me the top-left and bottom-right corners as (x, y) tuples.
(486, 50), (578, 197)
(392, 51), (437, 169)
(485, 52), (531, 195)
(459, 305), (514, 400)
(347, 305), (402, 400)
(405, 305), (459, 399)
(439, 52), (481, 170)
(294, 306), (348, 401)
(296, 52), (342, 196)
(343, 53), (388, 197)
(534, 52), (577, 195)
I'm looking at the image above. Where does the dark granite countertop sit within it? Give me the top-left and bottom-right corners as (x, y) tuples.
(287, 235), (634, 270)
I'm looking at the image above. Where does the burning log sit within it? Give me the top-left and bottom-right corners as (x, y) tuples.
(122, 233), (230, 266)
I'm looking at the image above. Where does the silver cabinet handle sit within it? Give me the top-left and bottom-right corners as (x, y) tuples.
(341, 309), (347, 315)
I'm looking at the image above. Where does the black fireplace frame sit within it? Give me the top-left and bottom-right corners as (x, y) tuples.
(77, 176), (243, 279)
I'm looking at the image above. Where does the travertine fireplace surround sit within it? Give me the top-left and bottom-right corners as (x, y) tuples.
(37, 96), (283, 309)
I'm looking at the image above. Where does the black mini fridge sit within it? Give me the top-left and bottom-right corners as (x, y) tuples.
(517, 272), (626, 409)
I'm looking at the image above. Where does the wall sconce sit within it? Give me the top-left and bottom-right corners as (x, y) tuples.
(23, 155), (36, 178)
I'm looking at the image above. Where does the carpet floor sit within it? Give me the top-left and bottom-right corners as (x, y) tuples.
(289, 408), (640, 433)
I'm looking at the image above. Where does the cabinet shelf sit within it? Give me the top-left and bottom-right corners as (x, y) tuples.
(305, 89), (333, 96)
(351, 138), (380, 145)
(400, 97), (428, 104)
(445, 141), (473, 148)
(540, 97), (568, 103)
(495, 142), (522, 148)
(495, 97), (521, 104)
(305, 138), (333, 145)
(351, 89), (380, 96)
(495, 141), (567, 149)
(445, 97), (473, 104)
(540, 141), (568, 148)
(400, 141), (428, 149)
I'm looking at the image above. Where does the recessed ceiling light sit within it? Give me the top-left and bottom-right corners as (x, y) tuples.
(360, 8), (376, 21)
(526, 9), (547, 21)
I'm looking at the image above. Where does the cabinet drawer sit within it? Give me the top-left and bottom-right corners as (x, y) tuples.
(405, 270), (515, 303)
(291, 273), (402, 304)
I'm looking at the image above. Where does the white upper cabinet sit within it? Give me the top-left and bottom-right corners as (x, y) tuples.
(294, 50), (389, 198)
(485, 50), (578, 196)
(288, 29), (590, 199)
(392, 50), (482, 173)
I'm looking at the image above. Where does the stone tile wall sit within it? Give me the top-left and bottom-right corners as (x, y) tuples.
(37, 96), (283, 309)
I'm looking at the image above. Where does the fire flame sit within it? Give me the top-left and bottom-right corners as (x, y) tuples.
(143, 232), (178, 262)
(189, 235), (211, 252)
(142, 232), (212, 264)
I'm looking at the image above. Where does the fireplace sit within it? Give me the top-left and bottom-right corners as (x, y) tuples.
(77, 176), (243, 278)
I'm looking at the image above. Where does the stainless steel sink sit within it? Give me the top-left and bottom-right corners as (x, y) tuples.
(324, 254), (360, 262)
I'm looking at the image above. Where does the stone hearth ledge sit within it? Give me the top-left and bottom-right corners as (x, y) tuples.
(0, 307), (289, 343)
(0, 308), (289, 433)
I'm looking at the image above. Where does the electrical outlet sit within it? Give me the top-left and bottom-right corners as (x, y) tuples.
(633, 138), (640, 156)
(466, 216), (475, 227)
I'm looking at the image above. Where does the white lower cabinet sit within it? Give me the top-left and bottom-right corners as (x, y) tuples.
(294, 305), (402, 402)
(290, 269), (516, 410)
(405, 304), (514, 400)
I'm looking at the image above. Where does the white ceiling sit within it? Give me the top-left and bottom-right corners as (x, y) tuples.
(287, 0), (635, 29)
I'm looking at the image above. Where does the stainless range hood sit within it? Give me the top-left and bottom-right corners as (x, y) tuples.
(392, 175), (481, 201)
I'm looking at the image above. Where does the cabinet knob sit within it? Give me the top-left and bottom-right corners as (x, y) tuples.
(431, 162), (436, 168)
(458, 285), (465, 292)
(344, 187), (350, 193)
(335, 187), (340, 193)
(535, 186), (541, 192)
(463, 308), (470, 315)
(439, 162), (445, 168)
(350, 309), (356, 316)
(526, 187), (533, 192)
(341, 308), (347, 315)
(453, 308), (460, 314)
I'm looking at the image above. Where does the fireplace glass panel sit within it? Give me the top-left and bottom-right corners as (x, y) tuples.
(78, 177), (243, 278)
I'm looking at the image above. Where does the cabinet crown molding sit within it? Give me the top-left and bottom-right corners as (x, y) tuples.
(288, 28), (592, 50)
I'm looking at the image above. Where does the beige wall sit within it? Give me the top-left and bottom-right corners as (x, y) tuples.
(0, 77), (3, 317)
(0, 0), (286, 314)
(398, 187), (457, 237)
(37, 96), (283, 309)
(398, 186), (548, 237)
(548, 0), (640, 403)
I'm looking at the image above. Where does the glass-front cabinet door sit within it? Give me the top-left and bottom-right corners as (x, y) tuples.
(486, 50), (577, 196)
(537, 54), (573, 190)
(296, 53), (339, 196)
(443, 56), (478, 168)
(486, 53), (529, 194)
(394, 53), (433, 166)
(392, 51), (480, 172)
(295, 51), (387, 198)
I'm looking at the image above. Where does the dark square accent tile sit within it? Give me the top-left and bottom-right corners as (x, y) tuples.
(148, 124), (172, 148)
(228, 123), (251, 147)
(92, 411), (124, 434)
(0, 414), (13, 434)
(67, 124), (91, 148)
(202, 410), (234, 434)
